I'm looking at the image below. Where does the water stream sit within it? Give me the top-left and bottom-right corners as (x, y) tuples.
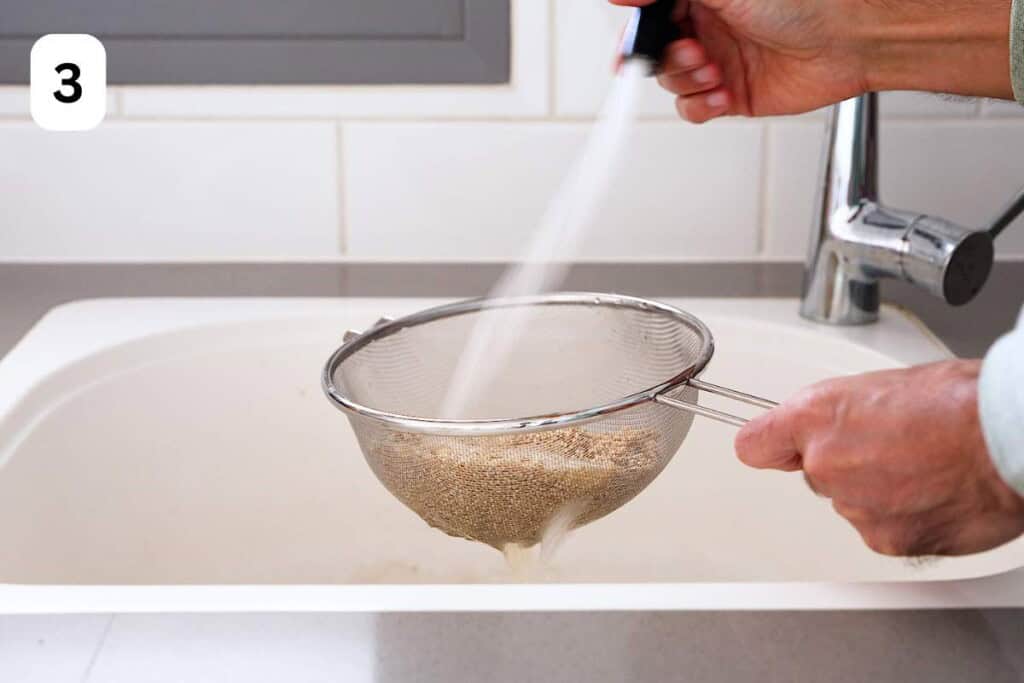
(439, 60), (647, 422)
(438, 61), (649, 570)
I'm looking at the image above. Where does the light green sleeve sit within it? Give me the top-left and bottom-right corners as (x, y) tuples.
(1013, 0), (1024, 102)
(979, 307), (1024, 494)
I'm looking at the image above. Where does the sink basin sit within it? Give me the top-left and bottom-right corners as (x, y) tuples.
(1, 297), (1022, 614)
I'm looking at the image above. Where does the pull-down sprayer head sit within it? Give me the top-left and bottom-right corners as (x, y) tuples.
(620, 0), (681, 71)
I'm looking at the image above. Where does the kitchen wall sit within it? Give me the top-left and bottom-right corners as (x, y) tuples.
(2, 0), (1024, 262)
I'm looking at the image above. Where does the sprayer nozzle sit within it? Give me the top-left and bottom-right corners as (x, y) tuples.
(619, 0), (681, 70)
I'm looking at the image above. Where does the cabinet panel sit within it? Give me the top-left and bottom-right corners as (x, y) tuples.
(0, 0), (509, 84)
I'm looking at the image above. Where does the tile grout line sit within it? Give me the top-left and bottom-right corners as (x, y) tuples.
(335, 122), (348, 256)
(59, 112), (1024, 125)
(112, 87), (124, 118)
(547, 0), (557, 119)
(756, 121), (772, 256)
(80, 614), (115, 683)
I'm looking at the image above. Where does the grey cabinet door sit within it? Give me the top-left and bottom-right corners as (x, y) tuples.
(0, 0), (509, 84)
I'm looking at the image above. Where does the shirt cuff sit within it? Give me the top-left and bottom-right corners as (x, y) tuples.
(1012, 0), (1024, 103)
(979, 313), (1024, 494)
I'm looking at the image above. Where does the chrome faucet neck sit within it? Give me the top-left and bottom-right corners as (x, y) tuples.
(800, 94), (996, 325)
(833, 91), (879, 207)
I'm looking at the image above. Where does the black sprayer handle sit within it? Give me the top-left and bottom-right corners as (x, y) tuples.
(620, 0), (683, 68)
(987, 185), (1024, 239)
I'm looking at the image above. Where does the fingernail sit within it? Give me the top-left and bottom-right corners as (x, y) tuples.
(694, 66), (716, 85)
(706, 91), (729, 109)
(673, 46), (701, 68)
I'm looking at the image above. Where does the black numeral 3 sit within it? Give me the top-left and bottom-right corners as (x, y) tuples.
(53, 62), (82, 103)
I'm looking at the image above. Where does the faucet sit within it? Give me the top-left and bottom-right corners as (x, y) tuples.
(801, 93), (1022, 325)
(617, 0), (1021, 325)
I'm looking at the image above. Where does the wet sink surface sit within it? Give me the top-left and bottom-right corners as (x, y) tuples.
(0, 298), (1021, 611)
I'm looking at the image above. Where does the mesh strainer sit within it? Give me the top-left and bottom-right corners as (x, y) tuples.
(322, 293), (776, 549)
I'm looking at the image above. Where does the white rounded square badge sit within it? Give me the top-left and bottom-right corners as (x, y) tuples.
(31, 34), (107, 132)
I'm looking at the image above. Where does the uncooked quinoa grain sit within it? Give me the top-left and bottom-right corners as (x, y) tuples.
(363, 426), (664, 549)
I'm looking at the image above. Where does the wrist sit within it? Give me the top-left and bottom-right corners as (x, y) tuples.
(854, 0), (1013, 99)
(962, 358), (1024, 520)
(981, 438), (1024, 524)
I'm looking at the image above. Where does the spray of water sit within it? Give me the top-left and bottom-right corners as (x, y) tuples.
(440, 61), (647, 420)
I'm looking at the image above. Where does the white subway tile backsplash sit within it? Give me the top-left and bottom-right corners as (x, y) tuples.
(776, 94), (978, 122)
(881, 92), (978, 118)
(119, 0), (548, 120)
(555, 0), (677, 119)
(883, 121), (1024, 254)
(0, 87), (29, 116)
(344, 121), (762, 260)
(2, 1), (1023, 265)
(765, 120), (1024, 259)
(0, 122), (340, 259)
(980, 99), (1024, 118)
(346, 123), (575, 259)
(764, 122), (822, 259)
(0, 86), (119, 118)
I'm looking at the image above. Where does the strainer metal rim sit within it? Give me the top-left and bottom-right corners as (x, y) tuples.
(321, 292), (715, 436)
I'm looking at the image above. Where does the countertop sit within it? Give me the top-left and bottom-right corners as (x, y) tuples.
(1, 261), (1023, 683)
(1, 261), (1023, 359)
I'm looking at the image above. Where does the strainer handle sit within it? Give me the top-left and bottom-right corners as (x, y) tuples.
(654, 379), (778, 428)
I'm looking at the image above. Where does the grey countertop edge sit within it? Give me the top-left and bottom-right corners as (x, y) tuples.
(1, 261), (1022, 358)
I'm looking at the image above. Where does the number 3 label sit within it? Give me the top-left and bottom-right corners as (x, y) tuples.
(31, 35), (106, 131)
(53, 62), (83, 104)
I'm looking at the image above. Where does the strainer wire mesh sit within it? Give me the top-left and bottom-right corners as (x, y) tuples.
(322, 293), (761, 549)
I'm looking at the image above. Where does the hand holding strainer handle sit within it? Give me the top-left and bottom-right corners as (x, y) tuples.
(655, 379), (778, 428)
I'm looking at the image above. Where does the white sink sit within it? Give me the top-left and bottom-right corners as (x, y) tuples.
(1, 297), (1022, 614)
